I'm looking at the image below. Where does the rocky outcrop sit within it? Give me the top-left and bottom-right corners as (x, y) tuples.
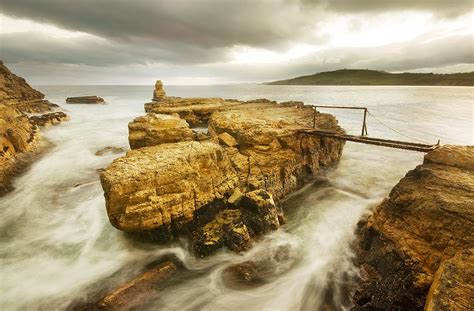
(128, 113), (194, 149)
(100, 141), (239, 232)
(352, 145), (474, 310)
(66, 96), (105, 104)
(101, 81), (345, 256)
(152, 80), (166, 101)
(29, 111), (69, 127)
(0, 104), (41, 193)
(0, 62), (68, 194)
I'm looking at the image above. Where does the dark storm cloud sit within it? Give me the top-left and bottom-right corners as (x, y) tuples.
(0, 0), (313, 49)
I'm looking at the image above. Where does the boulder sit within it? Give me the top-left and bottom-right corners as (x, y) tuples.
(128, 113), (194, 149)
(100, 141), (239, 232)
(218, 132), (238, 147)
(353, 145), (474, 309)
(66, 96), (105, 104)
(238, 189), (281, 235)
(192, 209), (251, 257)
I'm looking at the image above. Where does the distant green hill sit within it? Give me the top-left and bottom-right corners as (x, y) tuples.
(266, 69), (474, 86)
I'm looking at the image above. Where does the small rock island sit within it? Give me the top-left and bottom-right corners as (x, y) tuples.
(100, 80), (345, 256)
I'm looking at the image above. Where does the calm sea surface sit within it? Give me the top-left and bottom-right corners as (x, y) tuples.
(1, 85), (472, 310)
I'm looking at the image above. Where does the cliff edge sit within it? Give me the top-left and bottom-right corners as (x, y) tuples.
(0, 62), (68, 194)
(353, 145), (473, 310)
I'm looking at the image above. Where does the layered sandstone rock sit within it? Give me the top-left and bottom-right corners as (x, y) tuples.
(100, 141), (239, 232)
(0, 104), (40, 193)
(128, 113), (194, 149)
(152, 80), (166, 101)
(353, 145), (474, 310)
(101, 81), (345, 255)
(0, 62), (68, 194)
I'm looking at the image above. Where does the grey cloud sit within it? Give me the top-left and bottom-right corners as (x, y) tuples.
(0, 0), (315, 50)
(0, 32), (230, 66)
(303, 0), (473, 17)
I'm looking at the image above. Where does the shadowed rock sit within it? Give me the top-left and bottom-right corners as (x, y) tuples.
(353, 145), (474, 310)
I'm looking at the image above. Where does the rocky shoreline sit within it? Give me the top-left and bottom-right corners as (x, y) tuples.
(100, 81), (345, 256)
(0, 62), (68, 194)
(352, 145), (473, 310)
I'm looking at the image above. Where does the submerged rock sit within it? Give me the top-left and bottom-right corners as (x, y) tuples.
(353, 145), (474, 310)
(128, 113), (193, 149)
(94, 146), (126, 156)
(66, 96), (105, 104)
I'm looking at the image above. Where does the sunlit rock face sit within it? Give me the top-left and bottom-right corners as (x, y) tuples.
(353, 145), (474, 310)
(0, 62), (68, 194)
(101, 82), (345, 255)
(100, 141), (239, 232)
(128, 113), (194, 149)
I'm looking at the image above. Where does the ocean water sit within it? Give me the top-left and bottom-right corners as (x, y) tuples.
(0, 85), (472, 310)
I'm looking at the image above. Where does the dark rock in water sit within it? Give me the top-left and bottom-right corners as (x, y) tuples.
(223, 261), (267, 288)
(192, 209), (251, 257)
(66, 96), (105, 104)
(222, 243), (296, 289)
(98, 261), (177, 310)
(94, 146), (126, 156)
(29, 112), (69, 127)
(352, 145), (474, 310)
(239, 189), (281, 236)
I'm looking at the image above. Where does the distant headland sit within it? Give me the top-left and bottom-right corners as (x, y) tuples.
(266, 69), (474, 86)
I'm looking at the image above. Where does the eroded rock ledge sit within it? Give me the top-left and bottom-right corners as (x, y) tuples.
(0, 61), (68, 194)
(101, 81), (345, 256)
(352, 145), (474, 310)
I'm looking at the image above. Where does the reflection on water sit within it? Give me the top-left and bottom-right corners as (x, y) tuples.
(0, 85), (472, 310)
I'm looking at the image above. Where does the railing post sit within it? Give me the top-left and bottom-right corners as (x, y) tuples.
(361, 108), (368, 136)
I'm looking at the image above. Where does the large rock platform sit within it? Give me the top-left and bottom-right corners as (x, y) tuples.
(101, 81), (345, 255)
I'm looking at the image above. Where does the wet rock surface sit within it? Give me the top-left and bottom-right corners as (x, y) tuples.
(98, 261), (177, 310)
(352, 145), (474, 310)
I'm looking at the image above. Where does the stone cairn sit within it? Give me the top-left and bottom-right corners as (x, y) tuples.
(152, 80), (166, 102)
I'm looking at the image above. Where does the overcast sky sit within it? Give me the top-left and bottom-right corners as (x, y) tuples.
(1, 0), (473, 84)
